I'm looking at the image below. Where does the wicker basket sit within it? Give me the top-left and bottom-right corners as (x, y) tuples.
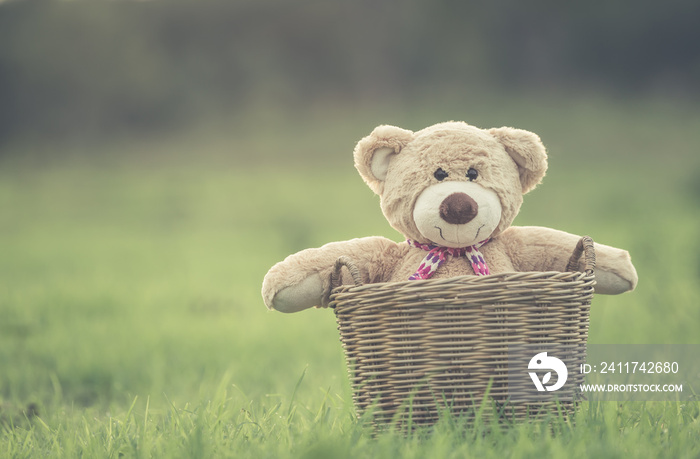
(328, 236), (596, 427)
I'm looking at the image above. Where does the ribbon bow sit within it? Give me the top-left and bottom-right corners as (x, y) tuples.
(407, 239), (490, 280)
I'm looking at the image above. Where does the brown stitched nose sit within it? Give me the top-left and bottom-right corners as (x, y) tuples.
(439, 192), (478, 225)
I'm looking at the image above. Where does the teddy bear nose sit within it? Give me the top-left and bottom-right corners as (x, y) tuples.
(439, 192), (478, 225)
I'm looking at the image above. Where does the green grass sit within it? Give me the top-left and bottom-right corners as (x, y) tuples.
(1, 94), (700, 457)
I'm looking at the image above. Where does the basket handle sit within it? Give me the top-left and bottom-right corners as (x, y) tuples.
(330, 256), (363, 290)
(565, 236), (596, 275)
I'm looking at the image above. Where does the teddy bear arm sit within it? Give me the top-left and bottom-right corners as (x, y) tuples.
(262, 236), (401, 313)
(501, 226), (638, 294)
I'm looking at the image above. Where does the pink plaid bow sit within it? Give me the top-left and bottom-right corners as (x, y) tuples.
(407, 239), (490, 280)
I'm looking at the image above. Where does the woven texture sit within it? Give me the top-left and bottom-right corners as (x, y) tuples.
(328, 237), (595, 427)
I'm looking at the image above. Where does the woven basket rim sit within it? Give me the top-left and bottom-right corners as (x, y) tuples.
(329, 236), (597, 305)
(331, 269), (595, 296)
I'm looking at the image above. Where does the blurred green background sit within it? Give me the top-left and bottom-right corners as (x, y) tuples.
(1, 0), (700, 145)
(1, 0), (699, 456)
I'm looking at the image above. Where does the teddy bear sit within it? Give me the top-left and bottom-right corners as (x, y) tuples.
(262, 121), (637, 313)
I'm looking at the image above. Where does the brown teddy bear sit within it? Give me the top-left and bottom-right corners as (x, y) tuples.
(262, 121), (637, 313)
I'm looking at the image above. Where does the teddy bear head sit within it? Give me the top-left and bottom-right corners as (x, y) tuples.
(354, 121), (548, 247)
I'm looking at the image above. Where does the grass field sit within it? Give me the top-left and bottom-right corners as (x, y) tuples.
(1, 94), (700, 457)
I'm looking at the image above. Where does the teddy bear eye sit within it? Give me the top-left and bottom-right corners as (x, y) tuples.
(466, 168), (479, 181)
(434, 168), (449, 181)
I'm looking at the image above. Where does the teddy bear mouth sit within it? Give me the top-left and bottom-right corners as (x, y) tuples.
(434, 223), (485, 246)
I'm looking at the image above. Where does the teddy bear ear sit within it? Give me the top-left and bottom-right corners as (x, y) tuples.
(354, 125), (414, 194)
(489, 127), (548, 194)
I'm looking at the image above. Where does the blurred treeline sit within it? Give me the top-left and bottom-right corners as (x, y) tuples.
(1, 0), (699, 144)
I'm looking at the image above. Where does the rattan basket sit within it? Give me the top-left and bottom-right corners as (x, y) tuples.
(327, 236), (596, 427)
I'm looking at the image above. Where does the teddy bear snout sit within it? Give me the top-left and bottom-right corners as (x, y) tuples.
(439, 192), (478, 225)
